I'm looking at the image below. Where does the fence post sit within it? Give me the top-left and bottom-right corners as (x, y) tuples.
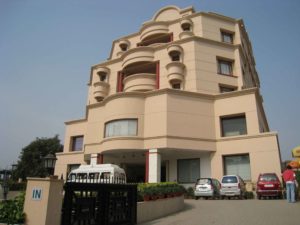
(23, 177), (64, 225)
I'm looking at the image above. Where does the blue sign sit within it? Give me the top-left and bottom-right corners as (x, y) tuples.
(32, 188), (42, 200)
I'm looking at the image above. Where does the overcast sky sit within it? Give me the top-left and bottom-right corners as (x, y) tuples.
(0, 0), (299, 169)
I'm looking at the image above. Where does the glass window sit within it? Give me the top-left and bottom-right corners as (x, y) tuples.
(221, 115), (247, 137)
(218, 59), (233, 75)
(177, 158), (200, 183)
(223, 155), (251, 181)
(219, 85), (236, 93)
(221, 31), (233, 44)
(105, 119), (137, 138)
(172, 83), (181, 89)
(71, 136), (83, 151)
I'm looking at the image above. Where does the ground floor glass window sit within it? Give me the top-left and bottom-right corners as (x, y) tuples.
(177, 158), (200, 183)
(223, 154), (251, 180)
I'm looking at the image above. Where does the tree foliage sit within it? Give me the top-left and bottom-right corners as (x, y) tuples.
(12, 135), (63, 180)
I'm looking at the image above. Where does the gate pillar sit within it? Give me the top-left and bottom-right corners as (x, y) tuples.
(24, 177), (64, 225)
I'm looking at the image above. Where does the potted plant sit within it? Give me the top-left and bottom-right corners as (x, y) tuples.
(142, 186), (154, 201)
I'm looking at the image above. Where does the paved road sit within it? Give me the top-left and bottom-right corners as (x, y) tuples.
(139, 199), (300, 225)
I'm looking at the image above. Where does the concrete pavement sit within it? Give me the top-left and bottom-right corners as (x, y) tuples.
(139, 199), (300, 225)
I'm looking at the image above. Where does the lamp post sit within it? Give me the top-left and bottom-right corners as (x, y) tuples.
(43, 153), (57, 177)
(11, 164), (17, 171)
(1, 169), (10, 201)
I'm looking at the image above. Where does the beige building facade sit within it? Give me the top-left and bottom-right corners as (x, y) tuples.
(54, 6), (282, 184)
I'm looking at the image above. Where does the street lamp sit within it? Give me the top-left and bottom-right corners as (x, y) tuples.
(43, 153), (57, 176)
(1, 169), (10, 201)
(11, 164), (17, 171)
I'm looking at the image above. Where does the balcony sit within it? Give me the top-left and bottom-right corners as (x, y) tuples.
(122, 47), (154, 68)
(93, 82), (110, 101)
(140, 21), (169, 41)
(179, 31), (194, 39)
(123, 73), (156, 92)
(166, 62), (185, 84)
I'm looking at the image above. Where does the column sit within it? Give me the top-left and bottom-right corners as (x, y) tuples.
(148, 149), (161, 183)
(90, 153), (103, 165)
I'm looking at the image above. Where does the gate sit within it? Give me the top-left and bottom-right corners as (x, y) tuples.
(61, 180), (137, 225)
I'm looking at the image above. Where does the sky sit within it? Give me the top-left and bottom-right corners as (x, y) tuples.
(0, 0), (299, 169)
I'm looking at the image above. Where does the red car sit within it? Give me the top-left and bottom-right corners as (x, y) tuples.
(256, 173), (282, 199)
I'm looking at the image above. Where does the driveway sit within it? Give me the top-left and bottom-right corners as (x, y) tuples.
(139, 199), (300, 225)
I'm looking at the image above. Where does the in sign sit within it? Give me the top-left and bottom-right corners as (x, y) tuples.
(32, 188), (42, 200)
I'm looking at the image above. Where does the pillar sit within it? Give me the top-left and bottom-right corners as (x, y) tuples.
(24, 177), (64, 225)
(90, 153), (103, 165)
(148, 149), (161, 183)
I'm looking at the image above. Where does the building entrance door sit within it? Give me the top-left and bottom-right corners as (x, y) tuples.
(125, 164), (145, 183)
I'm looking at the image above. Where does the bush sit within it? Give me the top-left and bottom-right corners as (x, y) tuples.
(137, 182), (185, 201)
(0, 192), (25, 224)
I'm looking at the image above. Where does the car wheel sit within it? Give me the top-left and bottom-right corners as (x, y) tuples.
(195, 196), (199, 200)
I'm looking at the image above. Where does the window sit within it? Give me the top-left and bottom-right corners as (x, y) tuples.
(100, 74), (107, 81)
(223, 154), (251, 180)
(120, 43), (128, 51)
(219, 85), (236, 93)
(105, 119), (137, 138)
(137, 33), (172, 47)
(71, 136), (83, 151)
(181, 23), (191, 31)
(97, 71), (108, 82)
(168, 49), (181, 62)
(171, 54), (180, 61)
(221, 31), (233, 44)
(172, 83), (181, 89)
(177, 158), (200, 183)
(221, 115), (247, 137)
(218, 59), (233, 75)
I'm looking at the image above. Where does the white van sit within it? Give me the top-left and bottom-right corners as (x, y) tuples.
(67, 164), (126, 183)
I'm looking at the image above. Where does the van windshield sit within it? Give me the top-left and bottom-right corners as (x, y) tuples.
(197, 179), (211, 185)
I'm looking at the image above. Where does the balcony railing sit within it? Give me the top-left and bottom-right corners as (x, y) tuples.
(93, 82), (110, 101)
(123, 73), (156, 92)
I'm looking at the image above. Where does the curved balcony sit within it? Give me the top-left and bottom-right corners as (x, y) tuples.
(122, 47), (154, 68)
(180, 18), (193, 31)
(140, 21), (169, 41)
(167, 44), (183, 55)
(179, 31), (194, 40)
(123, 73), (156, 92)
(166, 62), (185, 84)
(93, 82), (110, 101)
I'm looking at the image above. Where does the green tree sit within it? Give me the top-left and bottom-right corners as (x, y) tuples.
(12, 135), (63, 180)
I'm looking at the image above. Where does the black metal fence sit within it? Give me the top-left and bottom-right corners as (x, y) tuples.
(61, 181), (137, 225)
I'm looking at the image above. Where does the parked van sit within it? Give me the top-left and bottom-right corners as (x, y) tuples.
(220, 175), (246, 199)
(67, 164), (126, 183)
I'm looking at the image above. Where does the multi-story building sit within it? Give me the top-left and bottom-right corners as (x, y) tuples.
(55, 6), (282, 184)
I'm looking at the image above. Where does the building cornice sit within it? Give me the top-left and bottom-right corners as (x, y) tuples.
(56, 151), (84, 156)
(67, 87), (260, 124)
(65, 118), (87, 125)
(92, 35), (240, 72)
(105, 9), (241, 61)
(216, 132), (278, 142)
(87, 87), (259, 109)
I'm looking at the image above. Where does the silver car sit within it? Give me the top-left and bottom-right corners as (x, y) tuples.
(194, 178), (221, 199)
(220, 175), (246, 199)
